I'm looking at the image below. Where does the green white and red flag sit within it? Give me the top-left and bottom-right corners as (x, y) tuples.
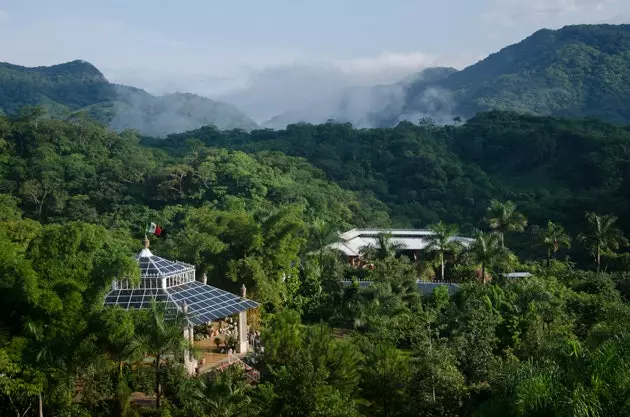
(146, 222), (164, 237)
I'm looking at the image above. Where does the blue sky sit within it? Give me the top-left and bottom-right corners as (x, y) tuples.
(0, 0), (628, 97)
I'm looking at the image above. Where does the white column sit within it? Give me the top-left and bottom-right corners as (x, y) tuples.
(237, 285), (249, 354)
(182, 303), (198, 375)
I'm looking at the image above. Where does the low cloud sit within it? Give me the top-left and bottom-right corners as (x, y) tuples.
(334, 52), (437, 81)
(397, 87), (456, 126)
(213, 51), (458, 125)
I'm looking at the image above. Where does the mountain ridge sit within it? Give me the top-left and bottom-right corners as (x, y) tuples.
(398, 24), (630, 125)
(0, 59), (258, 135)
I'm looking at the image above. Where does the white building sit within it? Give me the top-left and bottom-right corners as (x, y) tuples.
(326, 229), (474, 264)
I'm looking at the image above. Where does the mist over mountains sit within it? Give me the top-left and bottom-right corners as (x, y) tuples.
(211, 63), (458, 128)
(0, 60), (257, 136)
(152, 23), (630, 130)
(2, 24), (630, 134)
(223, 24), (630, 128)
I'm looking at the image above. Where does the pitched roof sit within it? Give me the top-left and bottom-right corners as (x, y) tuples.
(104, 281), (259, 325)
(329, 229), (474, 257)
(103, 245), (259, 325)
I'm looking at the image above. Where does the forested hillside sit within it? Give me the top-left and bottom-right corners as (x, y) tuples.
(4, 110), (630, 416)
(158, 111), (630, 250)
(0, 60), (258, 135)
(389, 24), (630, 125)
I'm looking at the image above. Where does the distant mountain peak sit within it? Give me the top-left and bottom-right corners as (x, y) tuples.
(0, 60), (258, 135)
(41, 59), (108, 81)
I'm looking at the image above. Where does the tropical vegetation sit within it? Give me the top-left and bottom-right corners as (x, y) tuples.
(2, 108), (630, 417)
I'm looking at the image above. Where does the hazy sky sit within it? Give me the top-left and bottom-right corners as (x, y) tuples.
(1, 0), (628, 96)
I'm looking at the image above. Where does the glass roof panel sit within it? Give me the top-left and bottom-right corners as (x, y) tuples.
(104, 278), (259, 326)
(136, 253), (191, 278)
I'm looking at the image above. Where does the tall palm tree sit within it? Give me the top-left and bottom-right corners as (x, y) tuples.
(485, 200), (527, 248)
(426, 221), (463, 281)
(578, 212), (628, 274)
(467, 230), (504, 284)
(540, 220), (571, 268)
(129, 299), (191, 409)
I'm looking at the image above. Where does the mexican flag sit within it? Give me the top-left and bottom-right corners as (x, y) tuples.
(146, 222), (164, 237)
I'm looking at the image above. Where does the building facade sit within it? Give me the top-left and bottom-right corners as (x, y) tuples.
(326, 228), (475, 265)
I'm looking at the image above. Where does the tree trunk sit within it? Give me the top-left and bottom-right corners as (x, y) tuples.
(596, 245), (601, 275)
(155, 355), (161, 409)
(482, 264), (486, 284)
(547, 248), (551, 269)
(39, 393), (43, 417)
(500, 233), (505, 248)
(440, 252), (445, 281)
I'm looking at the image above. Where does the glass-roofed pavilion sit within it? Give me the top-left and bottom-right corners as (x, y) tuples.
(104, 237), (259, 372)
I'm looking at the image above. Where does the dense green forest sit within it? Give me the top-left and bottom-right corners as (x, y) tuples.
(388, 24), (630, 126)
(156, 111), (630, 259)
(0, 61), (258, 135)
(3, 110), (630, 416)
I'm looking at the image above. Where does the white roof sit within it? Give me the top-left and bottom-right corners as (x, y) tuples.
(328, 229), (474, 257)
(338, 229), (437, 240)
(503, 272), (532, 278)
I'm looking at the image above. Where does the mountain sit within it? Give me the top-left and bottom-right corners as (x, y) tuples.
(261, 66), (458, 129)
(0, 60), (258, 135)
(397, 24), (630, 125)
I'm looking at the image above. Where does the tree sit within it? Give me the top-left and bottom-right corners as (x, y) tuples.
(426, 221), (463, 281)
(193, 368), (252, 417)
(360, 233), (406, 261)
(360, 343), (410, 417)
(407, 342), (467, 417)
(485, 200), (527, 248)
(258, 313), (362, 417)
(540, 220), (571, 268)
(466, 230), (505, 283)
(578, 212), (628, 274)
(129, 300), (190, 409)
(0, 348), (44, 417)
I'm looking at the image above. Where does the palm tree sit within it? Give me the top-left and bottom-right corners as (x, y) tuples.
(360, 232), (406, 261)
(485, 200), (527, 248)
(310, 218), (339, 265)
(467, 230), (504, 284)
(197, 368), (252, 417)
(540, 220), (571, 268)
(426, 221), (463, 281)
(130, 299), (191, 409)
(578, 212), (628, 274)
(26, 322), (110, 415)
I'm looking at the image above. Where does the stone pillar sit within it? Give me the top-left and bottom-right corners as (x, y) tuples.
(182, 303), (198, 375)
(237, 285), (249, 354)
